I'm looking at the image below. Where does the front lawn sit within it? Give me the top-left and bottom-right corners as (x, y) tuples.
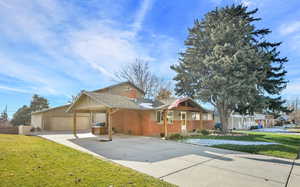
(178, 131), (300, 159)
(0, 134), (174, 187)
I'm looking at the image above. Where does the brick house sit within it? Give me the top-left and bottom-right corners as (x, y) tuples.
(32, 82), (214, 138)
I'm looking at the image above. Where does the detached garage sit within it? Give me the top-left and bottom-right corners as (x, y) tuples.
(31, 105), (91, 131)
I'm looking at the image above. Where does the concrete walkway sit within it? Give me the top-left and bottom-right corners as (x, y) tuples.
(38, 132), (299, 187)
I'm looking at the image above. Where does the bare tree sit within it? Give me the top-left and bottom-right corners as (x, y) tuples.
(115, 58), (172, 99)
(68, 90), (85, 104)
(288, 97), (300, 124)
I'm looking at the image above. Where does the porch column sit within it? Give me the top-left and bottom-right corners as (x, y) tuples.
(163, 110), (168, 138)
(73, 111), (77, 138)
(200, 112), (204, 129)
(89, 112), (93, 127)
(107, 109), (112, 141)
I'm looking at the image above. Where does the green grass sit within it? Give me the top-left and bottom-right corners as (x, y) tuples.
(0, 134), (174, 187)
(183, 131), (300, 159)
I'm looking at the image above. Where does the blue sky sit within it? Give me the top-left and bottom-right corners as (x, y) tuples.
(0, 0), (299, 117)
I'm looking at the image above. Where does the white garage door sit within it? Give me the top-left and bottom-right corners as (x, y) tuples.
(47, 116), (90, 131)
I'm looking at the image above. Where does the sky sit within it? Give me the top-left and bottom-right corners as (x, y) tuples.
(0, 0), (299, 117)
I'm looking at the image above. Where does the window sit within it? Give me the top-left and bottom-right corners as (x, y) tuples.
(192, 112), (200, 120)
(202, 113), (209, 120)
(156, 111), (163, 123)
(156, 111), (173, 124)
(167, 111), (174, 124)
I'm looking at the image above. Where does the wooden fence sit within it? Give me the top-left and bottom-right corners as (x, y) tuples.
(0, 126), (18, 134)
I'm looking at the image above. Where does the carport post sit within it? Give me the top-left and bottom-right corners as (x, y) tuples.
(107, 109), (112, 141)
(73, 111), (77, 138)
(163, 109), (168, 138)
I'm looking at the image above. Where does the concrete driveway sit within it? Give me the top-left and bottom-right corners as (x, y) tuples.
(38, 132), (299, 187)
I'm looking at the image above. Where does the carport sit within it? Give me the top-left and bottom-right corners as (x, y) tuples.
(66, 91), (143, 140)
(67, 93), (115, 140)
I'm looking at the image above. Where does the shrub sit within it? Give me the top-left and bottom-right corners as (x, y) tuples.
(250, 125), (258, 130)
(30, 127), (42, 132)
(200, 129), (210, 136)
(168, 133), (184, 140)
(160, 132), (165, 138)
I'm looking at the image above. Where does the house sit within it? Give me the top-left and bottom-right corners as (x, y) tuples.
(31, 82), (214, 138)
(215, 112), (275, 130)
(227, 113), (256, 130)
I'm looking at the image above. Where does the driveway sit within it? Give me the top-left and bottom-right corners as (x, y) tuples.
(38, 132), (299, 187)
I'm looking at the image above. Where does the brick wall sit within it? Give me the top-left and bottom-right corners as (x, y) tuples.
(111, 109), (143, 135)
(202, 120), (215, 129)
(119, 89), (138, 99)
(110, 110), (215, 136)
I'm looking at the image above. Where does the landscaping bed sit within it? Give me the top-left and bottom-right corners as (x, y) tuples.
(0, 134), (174, 187)
(169, 131), (300, 159)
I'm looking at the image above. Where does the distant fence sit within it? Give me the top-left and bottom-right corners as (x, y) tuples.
(0, 126), (18, 134)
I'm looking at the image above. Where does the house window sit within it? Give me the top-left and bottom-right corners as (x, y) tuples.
(156, 111), (163, 123)
(167, 111), (174, 124)
(202, 113), (208, 120)
(192, 112), (200, 120)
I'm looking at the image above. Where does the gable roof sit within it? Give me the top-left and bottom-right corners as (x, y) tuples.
(66, 91), (149, 112)
(83, 92), (144, 109)
(65, 90), (208, 112)
(31, 104), (70, 115)
(92, 81), (145, 94)
(156, 97), (208, 112)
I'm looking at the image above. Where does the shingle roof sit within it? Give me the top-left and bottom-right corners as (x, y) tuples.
(91, 81), (145, 94)
(31, 104), (70, 115)
(84, 92), (145, 110)
(67, 91), (209, 112)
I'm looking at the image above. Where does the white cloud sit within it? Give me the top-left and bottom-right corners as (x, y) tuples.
(0, 0), (179, 97)
(132, 0), (154, 35)
(241, 0), (253, 6)
(0, 85), (32, 94)
(279, 21), (300, 36)
(283, 79), (300, 97)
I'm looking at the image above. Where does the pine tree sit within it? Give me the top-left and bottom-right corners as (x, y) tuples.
(30, 94), (49, 112)
(11, 94), (50, 126)
(171, 5), (288, 132)
(11, 105), (31, 126)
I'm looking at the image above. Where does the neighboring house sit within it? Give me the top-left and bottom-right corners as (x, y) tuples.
(215, 112), (275, 130)
(254, 114), (275, 128)
(31, 82), (214, 136)
(0, 120), (12, 127)
(228, 113), (256, 130)
(0, 120), (17, 134)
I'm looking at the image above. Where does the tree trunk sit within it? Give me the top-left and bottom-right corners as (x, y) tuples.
(217, 104), (230, 134)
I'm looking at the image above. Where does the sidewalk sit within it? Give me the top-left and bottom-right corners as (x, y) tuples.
(286, 158), (300, 187)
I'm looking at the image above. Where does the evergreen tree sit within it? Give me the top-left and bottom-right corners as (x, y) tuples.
(171, 5), (288, 132)
(11, 94), (49, 126)
(30, 94), (49, 112)
(11, 105), (31, 126)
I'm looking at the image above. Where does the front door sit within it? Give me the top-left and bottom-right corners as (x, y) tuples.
(180, 112), (187, 134)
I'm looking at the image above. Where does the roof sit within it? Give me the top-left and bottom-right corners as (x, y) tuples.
(92, 81), (145, 94)
(31, 104), (71, 115)
(156, 97), (208, 112)
(83, 92), (145, 110)
(67, 91), (208, 112)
